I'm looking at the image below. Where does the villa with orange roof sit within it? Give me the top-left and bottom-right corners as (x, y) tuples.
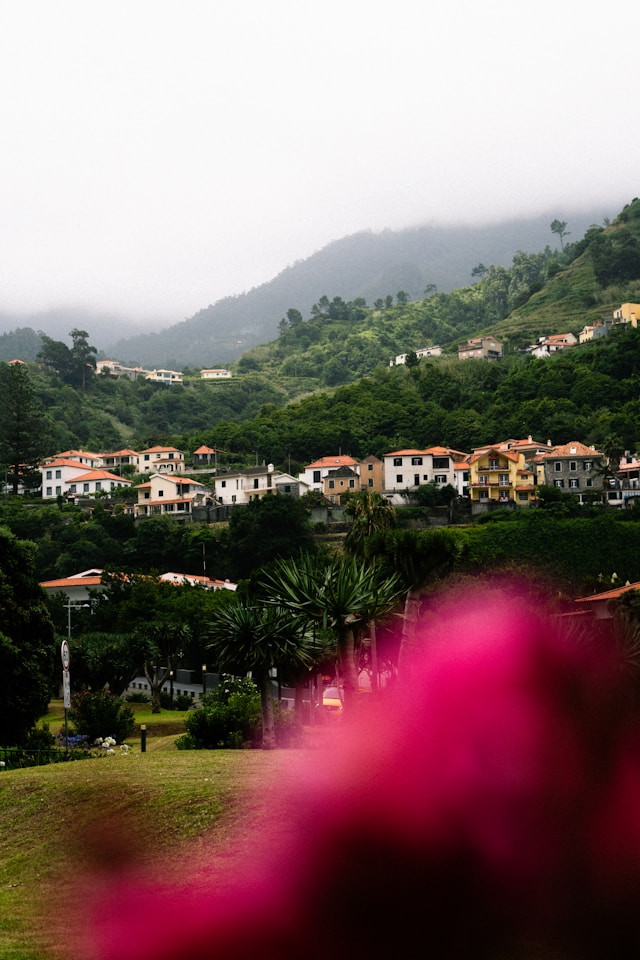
(41, 457), (132, 500)
(298, 455), (360, 493)
(382, 447), (468, 502)
(139, 445), (185, 474)
(536, 441), (605, 504)
(134, 474), (210, 520)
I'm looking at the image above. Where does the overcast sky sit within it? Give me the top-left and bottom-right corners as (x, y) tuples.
(0, 1), (637, 326)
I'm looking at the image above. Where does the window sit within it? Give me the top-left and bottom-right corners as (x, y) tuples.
(165, 503), (174, 511)
(368, 463), (373, 471)
(368, 478), (374, 487)
(69, 484), (76, 493)
(583, 460), (593, 471)
(432, 457), (449, 469)
(95, 482), (101, 491)
(518, 492), (529, 501)
(144, 454), (150, 461)
(55, 469), (61, 479)
(555, 479), (564, 488)
(328, 480), (335, 489)
(283, 485), (291, 493)
(396, 474), (403, 483)
(489, 458), (500, 470)
(554, 462), (562, 472)
(414, 474), (420, 487)
(411, 457), (423, 466)
(45, 470), (52, 480)
(168, 452), (174, 459)
(569, 461), (577, 472)
(220, 480), (226, 488)
(569, 478), (579, 489)
(586, 478), (593, 487)
(313, 470), (321, 483)
(499, 474), (509, 486)
(158, 490), (164, 497)
(83, 483), (89, 493)
(478, 489), (489, 499)
(393, 458), (402, 467)
(55, 486), (62, 495)
(349, 479), (355, 488)
(435, 475), (447, 484)
(479, 474), (489, 485)
(253, 478), (259, 489)
(46, 486), (52, 496)
(144, 491), (150, 499)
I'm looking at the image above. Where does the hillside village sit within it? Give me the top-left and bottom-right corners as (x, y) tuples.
(39, 434), (640, 521)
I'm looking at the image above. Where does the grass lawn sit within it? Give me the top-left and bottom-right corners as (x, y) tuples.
(0, 702), (321, 960)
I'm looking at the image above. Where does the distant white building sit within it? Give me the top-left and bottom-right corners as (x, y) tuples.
(391, 345), (442, 366)
(200, 368), (232, 380)
(145, 369), (183, 385)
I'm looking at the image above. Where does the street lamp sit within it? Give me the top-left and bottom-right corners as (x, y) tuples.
(169, 670), (174, 706)
(64, 601), (91, 638)
(201, 663), (207, 699)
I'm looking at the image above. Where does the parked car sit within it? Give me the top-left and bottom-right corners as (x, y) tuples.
(321, 685), (343, 717)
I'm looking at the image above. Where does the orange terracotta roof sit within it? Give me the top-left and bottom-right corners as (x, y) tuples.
(540, 441), (602, 459)
(43, 458), (89, 469)
(69, 469), (131, 483)
(141, 445), (182, 454)
(40, 575), (103, 590)
(576, 582), (640, 604)
(305, 455), (357, 468)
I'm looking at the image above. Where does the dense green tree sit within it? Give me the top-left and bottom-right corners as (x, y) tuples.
(225, 494), (316, 581)
(0, 526), (56, 745)
(0, 362), (47, 493)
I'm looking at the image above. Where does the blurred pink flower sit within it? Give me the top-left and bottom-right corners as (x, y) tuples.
(81, 582), (640, 960)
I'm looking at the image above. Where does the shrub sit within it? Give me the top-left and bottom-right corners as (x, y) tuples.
(159, 691), (194, 711)
(126, 692), (150, 704)
(68, 690), (135, 745)
(178, 676), (261, 749)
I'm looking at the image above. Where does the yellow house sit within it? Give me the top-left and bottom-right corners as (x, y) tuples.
(467, 444), (538, 511)
(613, 303), (640, 327)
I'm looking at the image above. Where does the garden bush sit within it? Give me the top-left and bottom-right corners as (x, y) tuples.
(177, 680), (262, 749)
(175, 676), (302, 749)
(68, 690), (135, 745)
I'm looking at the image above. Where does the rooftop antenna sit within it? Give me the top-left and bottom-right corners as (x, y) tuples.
(202, 543), (207, 577)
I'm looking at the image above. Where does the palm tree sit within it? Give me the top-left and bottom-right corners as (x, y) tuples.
(366, 529), (459, 676)
(262, 554), (403, 710)
(344, 489), (396, 557)
(206, 597), (315, 749)
(344, 489), (397, 691)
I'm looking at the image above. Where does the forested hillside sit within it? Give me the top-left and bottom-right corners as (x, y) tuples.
(9, 207), (603, 369)
(2, 199), (640, 469)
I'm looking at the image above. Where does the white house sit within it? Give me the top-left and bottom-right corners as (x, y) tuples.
(134, 474), (210, 519)
(298, 455), (360, 494)
(145, 369), (183, 385)
(215, 464), (307, 505)
(139, 446), (185, 474)
(382, 447), (466, 502)
(41, 457), (132, 499)
(200, 368), (232, 380)
(391, 345), (442, 366)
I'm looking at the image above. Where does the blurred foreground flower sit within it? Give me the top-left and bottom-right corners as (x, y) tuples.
(78, 583), (640, 960)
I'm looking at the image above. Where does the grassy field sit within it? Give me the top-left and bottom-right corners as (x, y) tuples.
(0, 702), (320, 960)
